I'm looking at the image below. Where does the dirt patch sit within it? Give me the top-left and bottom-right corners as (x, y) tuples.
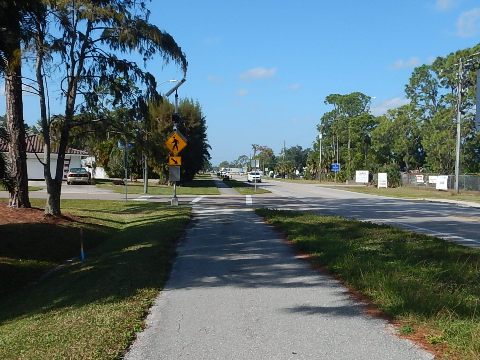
(0, 203), (75, 225)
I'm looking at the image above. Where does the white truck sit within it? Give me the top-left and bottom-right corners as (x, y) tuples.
(247, 171), (262, 182)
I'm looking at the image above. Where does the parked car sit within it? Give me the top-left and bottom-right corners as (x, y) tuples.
(247, 171), (262, 182)
(66, 167), (91, 185)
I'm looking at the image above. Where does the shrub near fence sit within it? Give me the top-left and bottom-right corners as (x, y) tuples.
(401, 173), (480, 191)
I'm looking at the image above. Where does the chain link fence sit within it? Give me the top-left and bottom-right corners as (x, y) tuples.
(401, 173), (480, 191)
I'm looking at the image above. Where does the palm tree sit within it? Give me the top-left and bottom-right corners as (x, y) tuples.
(0, 0), (32, 208)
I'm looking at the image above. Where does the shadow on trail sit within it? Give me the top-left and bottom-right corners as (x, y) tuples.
(283, 304), (364, 318)
(166, 208), (346, 293)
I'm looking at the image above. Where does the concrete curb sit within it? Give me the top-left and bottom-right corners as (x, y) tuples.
(420, 198), (480, 208)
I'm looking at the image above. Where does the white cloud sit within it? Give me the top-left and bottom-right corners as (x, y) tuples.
(392, 57), (420, 69)
(435, 0), (457, 11)
(240, 67), (277, 81)
(371, 97), (410, 116)
(236, 89), (248, 97)
(207, 74), (223, 84)
(288, 83), (301, 91)
(0, 83), (4, 96)
(457, 8), (480, 37)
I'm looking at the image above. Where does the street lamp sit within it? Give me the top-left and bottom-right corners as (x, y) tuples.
(143, 79), (178, 194)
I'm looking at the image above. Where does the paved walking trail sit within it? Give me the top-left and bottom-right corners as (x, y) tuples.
(125, 200), (433, 360)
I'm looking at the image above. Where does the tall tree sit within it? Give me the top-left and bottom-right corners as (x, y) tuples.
(218, 160), (232, 169)
(323, 92), (372, 178)
(233, 155), (249, 169)
(177, 99), (211, 181)
(421, 108), (456, 173)
(148, 98), (210, 183)
(281, 145), (309, 175)
(251, 145), (275, 171)
(0, 0), (33, 208)
(405, 64), (442, 120)
(371, 105), (423, 172)
(29, 0), (187, 215)
(407, 44), (480, 174)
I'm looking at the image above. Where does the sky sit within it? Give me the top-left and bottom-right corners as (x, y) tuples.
(1, 0), (480, 166)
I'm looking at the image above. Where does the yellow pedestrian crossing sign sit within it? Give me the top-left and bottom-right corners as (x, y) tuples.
(168, 156), (182, 166)
(165, 131), (187, 155)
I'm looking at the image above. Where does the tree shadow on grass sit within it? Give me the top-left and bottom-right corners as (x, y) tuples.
(0, 221), (110, 296)
(0, 212), (189, 324)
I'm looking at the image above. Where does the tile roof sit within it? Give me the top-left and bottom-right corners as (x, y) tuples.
(0, 134), (88, 155)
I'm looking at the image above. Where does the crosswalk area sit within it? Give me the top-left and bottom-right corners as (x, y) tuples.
(132, 194), (261, 207)
(191, 195), (255, 207)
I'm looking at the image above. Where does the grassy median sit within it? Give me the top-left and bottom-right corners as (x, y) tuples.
(331, 185), (480, 204)
(0, 200), (190, 360)
(256, 208), (480, 360)
(96, 177), (220, 195)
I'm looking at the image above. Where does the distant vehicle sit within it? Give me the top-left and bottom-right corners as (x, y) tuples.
(218, 170), (230, 180)
(66, 167), (91, 185)
(247, 171), (261, 182)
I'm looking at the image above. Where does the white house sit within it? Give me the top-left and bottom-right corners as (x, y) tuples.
(0, 134), (89, 180)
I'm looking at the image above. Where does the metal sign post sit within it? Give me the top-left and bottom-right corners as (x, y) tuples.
(163, 79), (187, 205)
(251, 159), (259, 192)
(169, 166), (181, 205)
(331, 162), (340, 183)
(166, 129), (187, 205)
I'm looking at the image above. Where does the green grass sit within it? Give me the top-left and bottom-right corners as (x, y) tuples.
(28, 186), (44, 192)
(256, 208), (480, 360)
(331, 185), (480, 204)
(222, 178), (271, 195)
(0, 199), (191, 360)
(96, 178), (220, 195)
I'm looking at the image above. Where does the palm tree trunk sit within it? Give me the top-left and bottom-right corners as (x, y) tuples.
(5, 40), (31, 208)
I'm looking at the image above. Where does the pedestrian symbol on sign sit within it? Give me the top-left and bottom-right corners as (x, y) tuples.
(171, 136), (179, 152)
(165, 131), (187, 155)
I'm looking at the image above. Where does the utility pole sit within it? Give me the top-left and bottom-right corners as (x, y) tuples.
(318, 130), (322, 182)
(454, 59), (463, 194)
(452, 52), (480, 193)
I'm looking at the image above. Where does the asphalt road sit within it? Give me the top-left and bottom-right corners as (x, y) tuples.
(125, 198), (433, 360)
(248, 178), (480, 248)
